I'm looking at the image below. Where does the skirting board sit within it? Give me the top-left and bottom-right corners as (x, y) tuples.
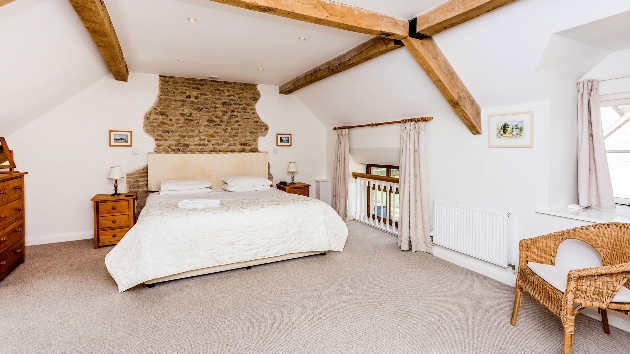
(26, 230), (92, 246)
(433, 245), (630, 333)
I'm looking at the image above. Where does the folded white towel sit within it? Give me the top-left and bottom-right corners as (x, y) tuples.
(178, 199), (221, 209)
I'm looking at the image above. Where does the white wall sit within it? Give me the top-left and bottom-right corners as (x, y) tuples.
(7, 76), (326, 245)
(257, 84), (327, 192)
(7, 74), (159, 245)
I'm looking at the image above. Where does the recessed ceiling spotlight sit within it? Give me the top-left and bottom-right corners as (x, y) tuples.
(298, 37), (307, 41)
(258, 68), (264, 71)
(187, 18), (197, 22)
(177, 59), (185, 62)
(208, 75), (219, 80)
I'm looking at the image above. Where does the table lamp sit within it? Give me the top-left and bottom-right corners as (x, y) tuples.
(287, 162), (298, 184)
(108, 166), (125, 196)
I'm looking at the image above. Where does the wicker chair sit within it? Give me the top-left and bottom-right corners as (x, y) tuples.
(510, 222), (630, 354)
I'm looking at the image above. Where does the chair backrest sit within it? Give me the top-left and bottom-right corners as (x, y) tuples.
(551, 222), (630, 266)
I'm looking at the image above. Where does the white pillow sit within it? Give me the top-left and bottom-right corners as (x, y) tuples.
(222, 176), (272, 187)
(160, 188), (212, 195)
(221, 184), (271, 192)
(161, 180), (212, 191)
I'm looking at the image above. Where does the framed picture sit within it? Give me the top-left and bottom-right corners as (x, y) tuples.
(109, 130), (132, 147)
(488, 112), (534, 148)
(276, 133), (292, 147)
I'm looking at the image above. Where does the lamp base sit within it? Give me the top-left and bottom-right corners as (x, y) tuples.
(111, 193), (121, 197)
(291, 173), (295, 185)
(111, 179), (121, 197)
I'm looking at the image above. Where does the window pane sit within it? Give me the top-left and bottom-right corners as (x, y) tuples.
(607, 153), (630, 199)
(602, 105), (630, 151)
(371, 167), (387, 176)
(390, 169), (400, 178)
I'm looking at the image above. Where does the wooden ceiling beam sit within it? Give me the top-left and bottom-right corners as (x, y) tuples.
(0, 0), (15, 7)
(280, 37), (403, 94)
(411, 0), (518, 37)
(208, 0), (409, 40)
(403, 37), (481, 134)
(68, 0), (128, 81)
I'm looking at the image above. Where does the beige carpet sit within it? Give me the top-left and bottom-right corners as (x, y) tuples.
(2, 221), (629, 353)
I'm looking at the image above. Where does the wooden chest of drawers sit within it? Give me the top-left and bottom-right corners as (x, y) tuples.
(91, 193), (136, 248)
(276, 182), (310, 197)
(0, 172), (26, 281)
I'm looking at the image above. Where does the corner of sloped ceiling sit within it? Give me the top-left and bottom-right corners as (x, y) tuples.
(535, 34), (610, 81)
(0, 0), (111, 136)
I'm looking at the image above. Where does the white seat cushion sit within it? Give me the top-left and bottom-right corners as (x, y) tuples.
(528, 262), (630, 303)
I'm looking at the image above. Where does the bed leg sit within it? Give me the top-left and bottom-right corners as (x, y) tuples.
(146, 283), (155, 288)
(246, 266), (252, 270)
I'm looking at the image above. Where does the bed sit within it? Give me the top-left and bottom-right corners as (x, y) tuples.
(105, 153), (348, 292)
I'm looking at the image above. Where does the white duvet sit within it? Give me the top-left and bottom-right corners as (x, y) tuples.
(105, 189), (348, 292)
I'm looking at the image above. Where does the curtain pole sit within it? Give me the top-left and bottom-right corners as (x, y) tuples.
(332, 117), (433, 131)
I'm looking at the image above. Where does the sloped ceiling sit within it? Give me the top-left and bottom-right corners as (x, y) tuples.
(294, 0), (630, 126)
(0, 0), (109, 136)
(3, 0), (630, 135)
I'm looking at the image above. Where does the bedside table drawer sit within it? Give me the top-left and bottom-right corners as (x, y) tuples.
(0, 178), (22, 206)
(98, 228), (130, 246)
(0, 219), (24, 255)
(0, 198), (23, 230)
(99, 214), (130, 230)
(99, 201), (129, 215)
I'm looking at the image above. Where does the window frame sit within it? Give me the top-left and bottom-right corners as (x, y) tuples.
(600, 99), (630, 203)
(365, 164), (399, 226)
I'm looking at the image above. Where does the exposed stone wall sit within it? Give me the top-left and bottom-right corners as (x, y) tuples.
(126, 76), (270, 216)
(126, 165), (149, 219)
(144, 76), (268, 153)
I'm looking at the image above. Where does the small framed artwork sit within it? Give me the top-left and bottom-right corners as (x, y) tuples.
(109, 130), (132, 147)
(276, 133), (292, 147)
(488, 112), (534, 148)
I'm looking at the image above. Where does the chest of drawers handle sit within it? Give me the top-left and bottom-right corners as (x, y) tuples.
(112, 234), (117, 238)
(0, 261), (5, 265)
(0, 238), (6, 243)
(15, 207), (22, 212)
(16, 249), (21, 253)
(112, 206), (117, 210)
(0, 190), (6, 195)
(15, 228), (22, 233)
(0, 215), (5, 219)
(112, 220), (117, 224)
(14, 186), (21, 190)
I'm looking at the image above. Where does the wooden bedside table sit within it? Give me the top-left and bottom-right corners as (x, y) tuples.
(276, 183), (310, 197)
(91, 193), (136, 249)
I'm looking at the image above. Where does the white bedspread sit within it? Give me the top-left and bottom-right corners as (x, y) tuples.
(105, 189), (348, 292)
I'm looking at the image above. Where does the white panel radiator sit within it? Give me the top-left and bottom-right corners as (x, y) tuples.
(433, 199), (511, 267)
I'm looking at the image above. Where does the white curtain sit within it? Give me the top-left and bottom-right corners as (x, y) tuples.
(332, 129), (349, 220)
(398, 122), (431, 253)
(577, 80), (615, 208)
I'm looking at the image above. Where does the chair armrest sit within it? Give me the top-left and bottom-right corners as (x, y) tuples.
(565, 263), (630, 307)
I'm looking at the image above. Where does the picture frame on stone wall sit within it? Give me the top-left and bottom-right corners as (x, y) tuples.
(276, 133), (292, 147)
(109, 130), (133, 147)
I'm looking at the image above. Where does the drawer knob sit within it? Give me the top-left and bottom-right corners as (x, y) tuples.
(112, 220), (117, 224)
(15, 228), (22, 233)
(16, 249), (21, 253)
(14, 186), (21, 190)
(16, 207), (22, 212)
(0, 238), (6, 242)
(112, 206), (117, 210)
(0, 215), (5, 218)
(112, 234), (117, 238)
(0, 261), (5, 265)
(0, 190), (6, 194)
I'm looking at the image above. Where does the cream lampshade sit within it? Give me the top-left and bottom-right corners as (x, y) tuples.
(287, 162), (298, 184)
(108, 166), (125, 196)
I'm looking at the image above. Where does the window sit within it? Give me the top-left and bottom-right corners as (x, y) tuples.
(365, 164), (399, 225)
(600, 102), (630, 204)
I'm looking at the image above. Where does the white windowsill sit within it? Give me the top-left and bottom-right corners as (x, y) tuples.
(536, 206), (630, 224)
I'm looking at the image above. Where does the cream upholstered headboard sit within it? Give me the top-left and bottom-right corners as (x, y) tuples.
(147, 152), (269, 191)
